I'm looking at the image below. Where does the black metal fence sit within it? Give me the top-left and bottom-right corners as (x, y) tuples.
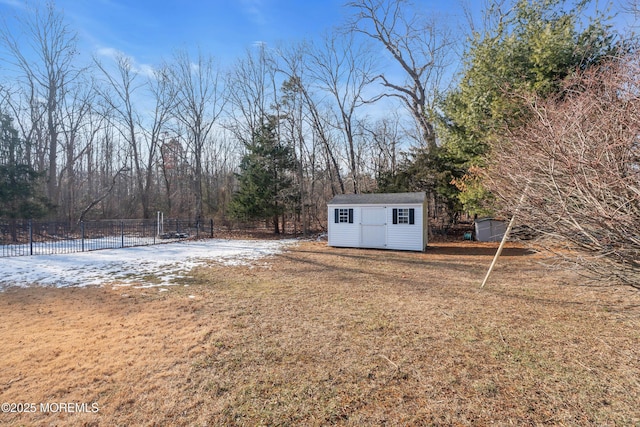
(0, 218), (214, 257)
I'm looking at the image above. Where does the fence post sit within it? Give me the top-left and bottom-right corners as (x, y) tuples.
(210, 219), (214, 238)
(29, 219), (33, 256)
(81, 221), (85, 252)
(121, 221), (125, 248)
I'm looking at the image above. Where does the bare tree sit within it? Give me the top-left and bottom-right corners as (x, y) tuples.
(83, 110), (131, 219)
(622, 0), (640, 15)
(306, 32), (376, 193)
(489, 55), (640, 289)
(200, 127), (239, 218)
(226, 44), (276, 146)
(78, 164), (128, 222)
(276, 46), (310, 234)
(346, 0), (456, 149)
(147, 65), (177, 215)
(95, 53), (156, 218)
(363, 115), (403, 180)
(0, 1), (81, 204)
(277, 45), (346, 196)
(58, 77), (96, 221)
(0, 83), (47, 171)
(169, 49), (225, 221)
(74, 99), (111, 221)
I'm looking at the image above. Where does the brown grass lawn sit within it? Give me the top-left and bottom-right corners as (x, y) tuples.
(0, 240), (639, 426)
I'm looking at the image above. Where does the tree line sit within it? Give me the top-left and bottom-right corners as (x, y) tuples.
(1, 0), (452, 232)
(2, 0), (639, 286)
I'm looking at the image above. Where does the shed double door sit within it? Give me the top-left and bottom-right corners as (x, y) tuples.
(360, 207), (386, 248)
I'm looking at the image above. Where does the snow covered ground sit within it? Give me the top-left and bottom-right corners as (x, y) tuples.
(0, 239), (296, 290)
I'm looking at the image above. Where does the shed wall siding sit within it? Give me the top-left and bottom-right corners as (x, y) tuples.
(423, 201), (429, 248)
(328, 204), (426, 251)
(327, 207), (360, 248)
(386, 205), (424, 251)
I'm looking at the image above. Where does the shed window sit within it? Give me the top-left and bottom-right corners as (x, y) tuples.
(335, 208), (354, 223)
(393, 208), (415, 225)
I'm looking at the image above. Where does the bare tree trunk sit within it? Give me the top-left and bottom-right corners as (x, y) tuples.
(1, 2), (81, 212)
(96, 54), (166, 219)
(346, 0), (455, 150)
(170, 49), (224, 221)
(307, 33), (376, 194)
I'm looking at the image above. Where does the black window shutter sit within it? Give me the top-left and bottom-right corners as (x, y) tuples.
(334, 208), (339, 223)
(348, 209), (354, 223)
(409, 208), (415, 225)
(392, 208), (398, 224)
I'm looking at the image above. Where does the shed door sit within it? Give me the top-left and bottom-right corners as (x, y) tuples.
(361, 207), (386, 248)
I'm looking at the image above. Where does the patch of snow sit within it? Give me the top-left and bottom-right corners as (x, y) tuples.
(0, 239), (295, 290)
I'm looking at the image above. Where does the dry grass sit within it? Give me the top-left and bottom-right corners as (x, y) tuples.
(0, 240), (639, 426)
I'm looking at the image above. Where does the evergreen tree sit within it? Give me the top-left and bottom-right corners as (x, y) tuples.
(0, 113), (51, 219)
(229, 117), (295, 234)
(439, 0), (618, 215)
(392, 0), (619, 217)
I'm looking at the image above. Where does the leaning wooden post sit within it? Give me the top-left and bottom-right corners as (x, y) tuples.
(480, 189), (527, 289)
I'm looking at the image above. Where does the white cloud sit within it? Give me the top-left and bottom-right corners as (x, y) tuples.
(136, 63), (156, 79)
(96, 46), (122, 60)
(96, 46), (156, 79)
(240, 0), (267, 25)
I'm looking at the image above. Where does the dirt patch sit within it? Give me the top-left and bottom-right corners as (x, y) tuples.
(0, 240), (639, 426)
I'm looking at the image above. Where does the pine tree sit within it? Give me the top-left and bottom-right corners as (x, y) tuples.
(381, 0), (620, 218)
(0, 113), (51, 219)
(436, 0), (618, 216)
(229, 116), (295, 234)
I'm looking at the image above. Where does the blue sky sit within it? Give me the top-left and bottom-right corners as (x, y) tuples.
(0, 0), (471, 70)
(0, 0), (630, 120)
(1, 0), (628, 75)
(65, 0), (351, 65)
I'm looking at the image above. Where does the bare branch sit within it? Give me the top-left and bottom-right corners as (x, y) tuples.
(345, 0), (457, 149)
(489, 54), (640, 289)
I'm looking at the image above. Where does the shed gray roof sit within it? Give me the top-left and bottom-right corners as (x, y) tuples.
(328, 192), (426, 205)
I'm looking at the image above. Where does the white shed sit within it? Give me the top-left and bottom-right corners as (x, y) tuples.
(327, 192), (428, 251)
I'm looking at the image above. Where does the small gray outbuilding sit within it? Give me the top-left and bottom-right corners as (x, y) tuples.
(474, 218), (507, 242)
(327, 192), (427, 251)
